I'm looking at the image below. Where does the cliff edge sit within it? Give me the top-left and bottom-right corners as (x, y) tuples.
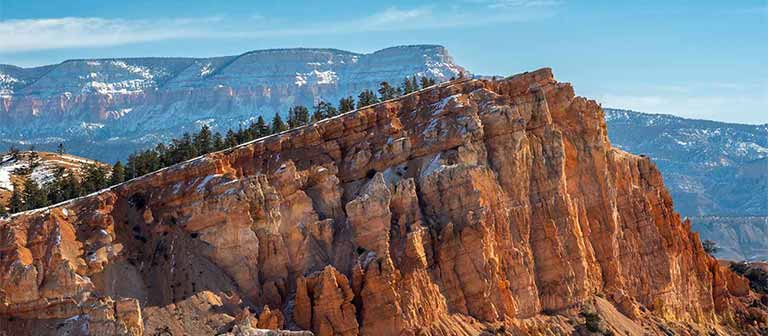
(0, 69), (764, 335)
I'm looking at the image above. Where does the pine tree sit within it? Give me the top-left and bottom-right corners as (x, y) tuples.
(81, 163), (109, 194)
(420, 76), (436, 89)
(171, 133), (197, 163)
(194, 125), (213, 155)
(154, 143), (169, 167)
(288, 106), (310, 127)
(0, 203), (7, 216)
(401, 76), (417, 94)
(225, 130), (239, 148)
(287, 108), (297, 129)
(8, 184), (23, 213)
(45, 167), (67, 204)
(61, 173), (81, 200)
(213, 132), (225, 151)
(28, 146), (40, 169)
(255, 116), (269, 138)
(325, 102), (338, 118)
(22, 178), (47, 210)
(111, 161), (125, 185)
(378, 81), (399, 100)
(271, 113), (287, 134)
(357, 90), (379, 109)
(339, 97), (355, 113)
(313, 101), (336, 122)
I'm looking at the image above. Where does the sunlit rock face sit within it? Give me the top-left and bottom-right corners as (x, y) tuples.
(0, 69), (765, 336)
(0, 45), (465, 162)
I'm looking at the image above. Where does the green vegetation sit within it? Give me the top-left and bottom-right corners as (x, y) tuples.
(1, 76), (444, 215)
(702, 239), (720, 255)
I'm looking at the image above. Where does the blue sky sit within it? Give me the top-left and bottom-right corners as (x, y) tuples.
(1, 0), (765, 124)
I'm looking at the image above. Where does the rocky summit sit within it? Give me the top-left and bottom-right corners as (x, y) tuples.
(0, 69), (765, 335)
(0, 45), (465, 163)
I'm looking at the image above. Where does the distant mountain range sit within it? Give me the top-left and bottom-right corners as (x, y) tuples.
(0, 45), (466, 162)
(604, 109), (768, 217)
(604, 109), (768, 261)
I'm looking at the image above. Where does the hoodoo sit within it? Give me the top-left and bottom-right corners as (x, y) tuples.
(1, 69), (764, 335)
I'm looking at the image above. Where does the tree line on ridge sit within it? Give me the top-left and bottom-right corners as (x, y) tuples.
(0, 76), (444, 215)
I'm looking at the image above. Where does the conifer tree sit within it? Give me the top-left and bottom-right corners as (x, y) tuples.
(213, 132), (225, 151)
(378, 81), (398, 100)
(339, 96), (355, 113)
(287, 108), (297, 129)
(288, 106), (310, 126)
(255, 116), (269, 138)
(313, 101), (337, 122)
(271, 113), (287, 134)
(8, 184), (23, 213)
(357, 90), (379, 109)
(81, 163), (109, 194)
(401, 76), (416, 94)
(194, 125), (213, 154)
(45, 167), (67, 204)
(111, 161), (125, 185)
(325, 102), (338, 118)
(61, 173), (81, 200)
(22, 178), (46, 210)
(28, 146), (40, 168)
(420, 76), (436, 89)
(225, 130), (239, 148)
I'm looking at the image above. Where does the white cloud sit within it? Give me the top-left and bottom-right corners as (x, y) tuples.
(366, 7), (433, 26)
(0, 17), (221, 53)
(0, 4), (556, 54)
(467, 0), (562, 9)
(488, 0), (562, 9)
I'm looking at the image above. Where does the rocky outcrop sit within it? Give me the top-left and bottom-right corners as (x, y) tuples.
(1, 69), (765, 335)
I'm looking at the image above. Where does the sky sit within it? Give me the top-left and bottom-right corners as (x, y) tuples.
(0, 0), (766, 124)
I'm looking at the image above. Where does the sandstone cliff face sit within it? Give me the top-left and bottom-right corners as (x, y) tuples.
(1, 69), (765, 335)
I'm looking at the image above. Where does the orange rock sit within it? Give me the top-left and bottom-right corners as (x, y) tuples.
(0, 68), (764, 335)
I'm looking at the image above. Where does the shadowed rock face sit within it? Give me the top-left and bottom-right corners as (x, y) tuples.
(0, 69), (764, 335)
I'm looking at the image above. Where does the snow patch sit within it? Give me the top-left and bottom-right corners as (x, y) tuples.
(195, 174), (220, 192)
(420, 153), (444, 178)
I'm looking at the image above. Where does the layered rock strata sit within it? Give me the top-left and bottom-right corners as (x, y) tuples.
(1, 69), (764, 335)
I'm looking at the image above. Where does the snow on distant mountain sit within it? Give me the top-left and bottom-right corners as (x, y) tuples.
(604, 108), (768, 217)
(0, 45), (467, 162)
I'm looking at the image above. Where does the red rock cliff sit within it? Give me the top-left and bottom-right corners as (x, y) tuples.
(0, 69), (764, 335)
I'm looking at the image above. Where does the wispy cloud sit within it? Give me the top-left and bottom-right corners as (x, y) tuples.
(466, 0), (562, 9)
(0, 17), (222, 53)
(0, 4), (558, 54)
(485, 0), (562, 9)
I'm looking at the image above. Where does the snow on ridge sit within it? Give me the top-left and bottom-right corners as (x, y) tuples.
(105, 108), (133, 120)
(109, 60), (156, 79)
(294, 70), (338, 87)
(200, 63), (214, 77)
